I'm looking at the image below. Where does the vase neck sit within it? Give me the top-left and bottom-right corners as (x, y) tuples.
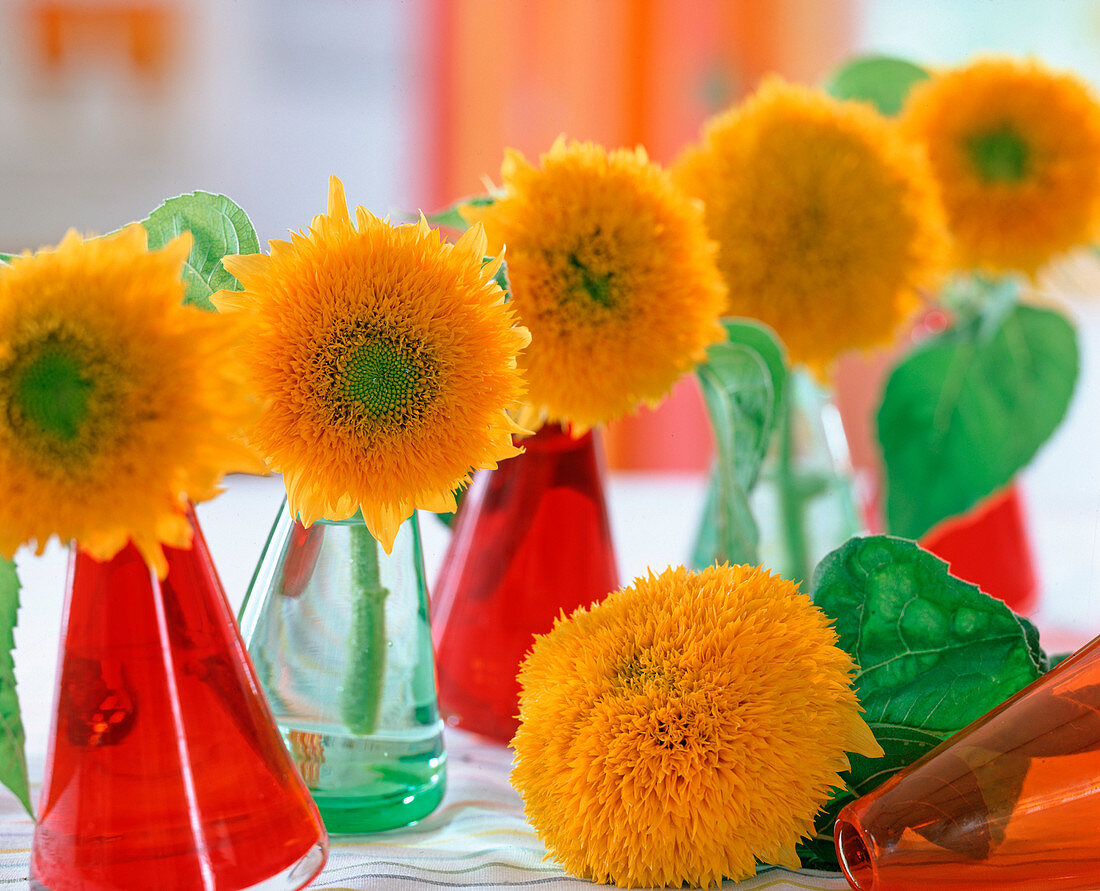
(521, 422), (597, 454)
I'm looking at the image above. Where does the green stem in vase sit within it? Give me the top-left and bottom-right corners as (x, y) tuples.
(340, 521), (390, 735)
(777, 385), (811, 585)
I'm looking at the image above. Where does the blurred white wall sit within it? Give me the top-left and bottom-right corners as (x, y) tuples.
(0, 0), (428, 250)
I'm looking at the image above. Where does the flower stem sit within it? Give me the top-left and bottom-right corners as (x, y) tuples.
(777, 385), (811, 585)
(340, 522), (390, 735)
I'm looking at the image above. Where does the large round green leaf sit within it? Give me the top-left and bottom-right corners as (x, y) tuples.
(879, 302), (1078, 540)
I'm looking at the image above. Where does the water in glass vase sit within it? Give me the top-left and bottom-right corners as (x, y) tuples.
(240, 506), (446, 833)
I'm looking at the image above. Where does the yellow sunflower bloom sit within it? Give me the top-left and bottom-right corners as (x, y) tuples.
(216, 176), (529, 552)
(512, 563), (881, 889)
(902, 57), (1100, 274)
(462, 138), (726, 433)
(0, 225), (259, 577)
(674, 78), (947, 376)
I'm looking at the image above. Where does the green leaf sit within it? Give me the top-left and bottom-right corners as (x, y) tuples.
(797, 785), (856, 869)
(420, 194), (497, 231)
(141, 192), (259, 311)
(799, 535), (1045, 868)
(815, 535), (1045, 730)
(0, 559), (31, 817)
(824, 55), (930, 116)
(880, 301), (1078, 539)
(488, 257), (509, 299)
(691, 319), (788, 568)
(0, 253), (13, 265)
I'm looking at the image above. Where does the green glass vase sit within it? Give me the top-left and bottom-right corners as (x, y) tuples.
(239, 502), (445, 833)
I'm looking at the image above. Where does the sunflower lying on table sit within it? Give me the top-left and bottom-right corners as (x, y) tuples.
(512, 563), (881, 889)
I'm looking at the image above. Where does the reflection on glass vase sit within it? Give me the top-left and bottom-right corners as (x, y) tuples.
(836, 635), (1100, 891)
(239, 504), (445, 834)
(694, 369), (860, 584)
(30, 507), (327, 891)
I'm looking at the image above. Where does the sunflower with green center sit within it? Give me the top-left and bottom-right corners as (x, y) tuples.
(461, 138), (727, 433)
(674, 78), (947, 376)
(512, 563), (881, 888)
(215, 176), (529, 551)
(902, 57), (1100, 274)
(0, 225), (258, 577)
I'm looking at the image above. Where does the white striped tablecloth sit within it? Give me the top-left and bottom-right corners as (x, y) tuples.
(0, 729), (850, 890)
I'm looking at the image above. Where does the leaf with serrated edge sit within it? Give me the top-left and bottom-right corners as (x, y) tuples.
(0, 560), (31, 817)
(880, 303), (1078, 539)
(141, 192), (259, 311)
(691, 320), (787, 568)
(815, 536), (1044, 731)
(798, 535), (1044, 868)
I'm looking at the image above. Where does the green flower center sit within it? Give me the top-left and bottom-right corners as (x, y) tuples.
(13, 344), (93, 442)
(967, 127), (1030, 183)
(343, 338), (420, 421)
(568, 253), (615, 308)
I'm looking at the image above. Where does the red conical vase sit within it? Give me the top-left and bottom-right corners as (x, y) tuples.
(920, 484), (1037, 615)
(835, 635), (1100, 891)
(30, 508), (328, 891)
(431, 423), (619, 742)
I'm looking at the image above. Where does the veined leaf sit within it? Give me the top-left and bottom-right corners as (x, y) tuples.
(141, 192), (259, 311)
(824, 55), (930, 116)
(797, 535), (1045, 868)
(880, 301), (1078, 540)
(815, 536), (1045, 731)
(692, 319), (787, 568)
(0, 559), (31, 817)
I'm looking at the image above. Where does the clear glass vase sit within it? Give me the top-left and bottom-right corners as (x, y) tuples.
(30, 507), (328, 891)
(694, 368), (860, 585)
(239, 504), (445, 834)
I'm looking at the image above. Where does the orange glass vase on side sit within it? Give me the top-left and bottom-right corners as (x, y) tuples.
(431, 423), (619, 742)
(835, 635), (1100, 891)
(30, 509), (327, 891)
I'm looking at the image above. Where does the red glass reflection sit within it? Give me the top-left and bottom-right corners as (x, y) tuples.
(432, 424), (619, 742)
(31, 509), (327, 891)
